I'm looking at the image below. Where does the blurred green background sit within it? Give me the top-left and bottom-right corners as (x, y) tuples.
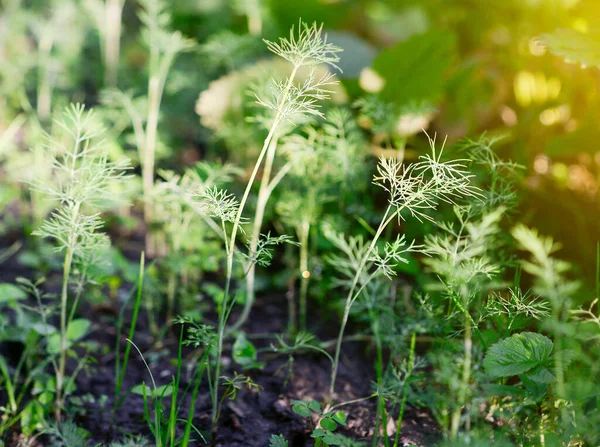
(1, 0), (599, 286)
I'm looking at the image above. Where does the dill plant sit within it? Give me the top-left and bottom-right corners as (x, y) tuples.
(153, 162), (240, 324)
(423, 205), (506, 438)
(327, 134), (478, 397)
(193, 21), (342, 432)
(101, 0), (194, 256)
(229, 21), (343, 332)
(30, 103), (129, 420)
(277, 109), (364, 332)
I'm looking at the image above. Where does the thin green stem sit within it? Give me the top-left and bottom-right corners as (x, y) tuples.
(234, 134), (280, 331)
(329, 204), (399, 397)
(298, 220), (310, 332)
(450, 312), (472, 438)
(211, 65), (299, 431)
(393, 333), (416, 447)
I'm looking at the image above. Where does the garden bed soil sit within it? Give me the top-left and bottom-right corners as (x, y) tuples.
(0, 241), (439, 446)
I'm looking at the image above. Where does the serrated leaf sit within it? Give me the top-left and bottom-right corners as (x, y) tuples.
(484, 332), (553, 378)
(0, 283), (27, 303)
(540, 29), (600, 68)
(371, 30), (456, 105)
(320, 417), (337, 431)
(269, 434), (288, 447)
(525, 366), (555, 384)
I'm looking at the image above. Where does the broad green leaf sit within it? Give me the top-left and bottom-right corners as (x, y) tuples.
(47, 334), (62, 354)
(155, 384), (173, 398)
(308, 400), (321, 413)
(320, 417), (337, 431)
(484, 332), (553, 378)
(332, 411), (346, 426)
(232, 332), (264, 369)
(371, 30), (457, 105)
(292, 403), (312, 417)
(540, 29), (600, 68)
(311, 429), (326, 438)
(322, 433), (342, 445)
(131, 384), (152, 396)
(525, 366), (555, 384)
(131, 383), (173, 399)
(0, 283), (26, 303)
(66, 319), (91, 341)
(31, 322), (57, 336)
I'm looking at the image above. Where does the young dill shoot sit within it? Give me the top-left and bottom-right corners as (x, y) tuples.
(193, 20), (342, 433)
(30, 103), (129, 421)
(230, 21), (343, 332)
(327, 134), (478, 398)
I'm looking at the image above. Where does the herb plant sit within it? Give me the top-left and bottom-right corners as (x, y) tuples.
(30, 104), (129, 420)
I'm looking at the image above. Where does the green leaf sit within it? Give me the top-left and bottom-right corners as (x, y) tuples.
(320, 417), (337, 431)
(371, 30), (457, 105)
(269, 434), (288, 447)
(480, 384), (529, 398)
(155, 384), (173, 398)
(525, 366), (556, 384)
(322, 433), (342, 445)
(131, 383), (172, 399)
(311, 429), (326, 438)
(332, 411), (346, 426)
(47, 334), (62, 354)
(0, 283), (27, 303)
(232, 332), (264, 369)
(484, 332), (553, 378)
(31, 322), (57, 336)
(131, 384), (153, 396)
(308, 400), (321, 412)
(540, 29), (600, 68)
(292, 404), (312, 417)
(66, 319), (91, 341)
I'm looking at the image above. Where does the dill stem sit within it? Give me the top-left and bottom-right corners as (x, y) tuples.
(235, 135), (280, 332)
(298, 219), (310, 332)
(143, 76), (160, 255)
(329, 204), (400, 397)
(103, 0), (124, 86)
(393, 332), (416, 447)
(451, 311), (472, 438)
(55, 202), (79, 422)
(211, 65), (299, 430)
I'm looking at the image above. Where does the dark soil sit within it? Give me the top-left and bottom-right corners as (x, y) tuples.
(0, 236), (439, 447)
(72, 293), (439, 446)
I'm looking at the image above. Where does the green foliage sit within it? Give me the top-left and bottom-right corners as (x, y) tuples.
(269, 434), (289, 447)
(540, 28), (600, 68)
(232, 332), (265, 369)
(484, 332), (554, 379)
(291, 399), (348, 446)
(370, 30), (456, 105)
